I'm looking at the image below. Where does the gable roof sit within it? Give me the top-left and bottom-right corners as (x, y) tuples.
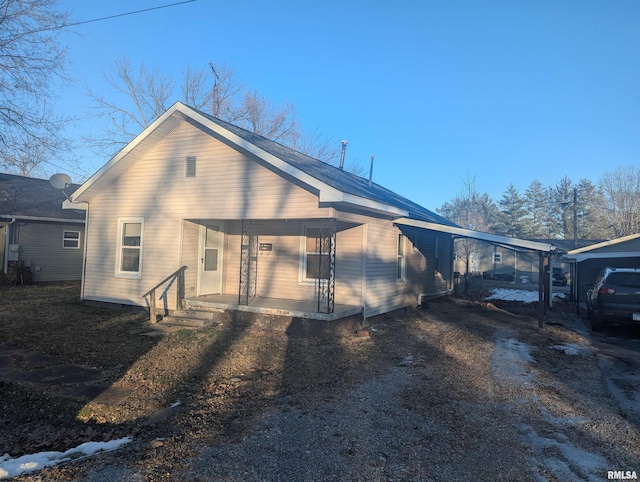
(0, 173), (85, 222)
(71, 102), (456, 227)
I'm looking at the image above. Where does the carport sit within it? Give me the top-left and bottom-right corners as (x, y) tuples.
(565, 233), (640, 313)
(395, 218), (556, 327)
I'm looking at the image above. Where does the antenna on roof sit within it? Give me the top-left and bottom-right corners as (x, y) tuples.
(339, 140), (348, 170)
(49, 173), (72, 201)
(368, 155), (375, 187)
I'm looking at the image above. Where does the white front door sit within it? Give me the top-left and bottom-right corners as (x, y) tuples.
(197, 223), (223, 295)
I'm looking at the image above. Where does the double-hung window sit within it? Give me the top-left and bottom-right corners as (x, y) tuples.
(302, 227), (330, 282)
(397, 233), (406, 283)
(63, 230), (80, 249)
(115, 218), (144, 278)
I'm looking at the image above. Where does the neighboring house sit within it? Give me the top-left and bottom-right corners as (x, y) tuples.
(565, 234), (640, 307)
(459, 239), (603, 284)
(0, 173), (85, 282)
(68, 102), (461, 326)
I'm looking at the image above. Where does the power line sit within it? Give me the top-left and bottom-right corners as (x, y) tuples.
(62, 0), (197, 29)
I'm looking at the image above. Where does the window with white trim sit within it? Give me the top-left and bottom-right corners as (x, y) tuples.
(397, 233), (406, 282)
(115, 218), (144, 278)
(63, 230), (80, 249)
(301, 227), (330, 281)
(493, 252), (502, 264)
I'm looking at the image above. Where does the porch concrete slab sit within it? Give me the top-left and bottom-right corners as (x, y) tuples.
(184, 295), (363, 321)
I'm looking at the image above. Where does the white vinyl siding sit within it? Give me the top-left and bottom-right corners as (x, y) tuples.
(80, 118), (452, 313)
(82, 121), (332, 307)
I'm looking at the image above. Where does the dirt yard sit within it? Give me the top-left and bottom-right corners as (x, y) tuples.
(1, 283), (639, 481)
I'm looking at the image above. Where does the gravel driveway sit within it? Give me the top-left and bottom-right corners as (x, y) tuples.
(21, 298), (640, 482)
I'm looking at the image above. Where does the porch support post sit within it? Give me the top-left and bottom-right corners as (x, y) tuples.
(239, 219), (257, 306)
(317, 218), (336, 314)
(537, 251), (545, 328)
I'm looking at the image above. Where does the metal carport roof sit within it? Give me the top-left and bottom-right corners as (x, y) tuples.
(394, 217), (556, 327)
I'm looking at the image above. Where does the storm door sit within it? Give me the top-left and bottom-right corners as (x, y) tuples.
(197, 223), (223, 295)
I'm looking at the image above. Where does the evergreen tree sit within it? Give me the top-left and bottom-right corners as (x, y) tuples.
(575, 179), (609, 240)
(495, 183), (527, 237)
(523, 180), (552, 238)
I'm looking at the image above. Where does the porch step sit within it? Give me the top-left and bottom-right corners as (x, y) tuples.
(160, 309), (221, 329)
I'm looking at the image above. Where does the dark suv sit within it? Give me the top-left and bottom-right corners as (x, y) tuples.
(586, 267), (640, 331)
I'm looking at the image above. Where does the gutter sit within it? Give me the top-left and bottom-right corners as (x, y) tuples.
(0, 215), (85, 224)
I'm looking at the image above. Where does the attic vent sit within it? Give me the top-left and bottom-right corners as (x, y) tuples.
(186, 156), (196, 177)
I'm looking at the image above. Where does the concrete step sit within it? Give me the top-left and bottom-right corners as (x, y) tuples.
(160, 309), (221, 328)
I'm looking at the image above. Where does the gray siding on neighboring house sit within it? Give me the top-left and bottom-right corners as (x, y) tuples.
(11, 221), (84, 281)
(455, 241), (540, 283)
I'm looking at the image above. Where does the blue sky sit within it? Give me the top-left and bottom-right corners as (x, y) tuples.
(56, 0), (640, 211)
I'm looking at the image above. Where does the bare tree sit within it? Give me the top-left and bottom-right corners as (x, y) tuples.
(0, 0), (74, 176)
(599, 165), (640, 238)
(86, 59), (341, 167)
(85, 58), (174, 156)
(437, 174), (498, 279)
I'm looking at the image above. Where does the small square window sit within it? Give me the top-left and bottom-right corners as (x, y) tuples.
(186, 156), (196, 177)
(63, 230), (80, 249)
(494, 252), (502, 264)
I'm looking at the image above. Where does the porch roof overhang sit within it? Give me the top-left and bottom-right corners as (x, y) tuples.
(394, 218), (556, 253)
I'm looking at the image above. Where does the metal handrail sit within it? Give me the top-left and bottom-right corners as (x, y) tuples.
(142, 265), (188, 323)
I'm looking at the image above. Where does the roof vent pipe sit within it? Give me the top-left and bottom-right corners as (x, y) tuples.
(339, 140), (348, 170)
(368, 155), (375, 187)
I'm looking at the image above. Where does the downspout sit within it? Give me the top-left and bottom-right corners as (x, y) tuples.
(80, 204), (89, 301)
(4, 218), (15, 274)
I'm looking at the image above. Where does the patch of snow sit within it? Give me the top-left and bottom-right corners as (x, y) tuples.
(485, 288), (565, 304)
(170, 400), (182, 408)
(0, 437), (132, 480)
(491, 337), (537, 387)
(518, 424), (608, 482)
(485, 289), (539, 303)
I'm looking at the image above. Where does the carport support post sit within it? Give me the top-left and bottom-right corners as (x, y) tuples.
(538, 251), (545, 328)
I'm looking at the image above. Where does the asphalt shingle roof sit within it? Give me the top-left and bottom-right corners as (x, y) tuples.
(0, 173), (84, 221)
(195, 108), (456, 227)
